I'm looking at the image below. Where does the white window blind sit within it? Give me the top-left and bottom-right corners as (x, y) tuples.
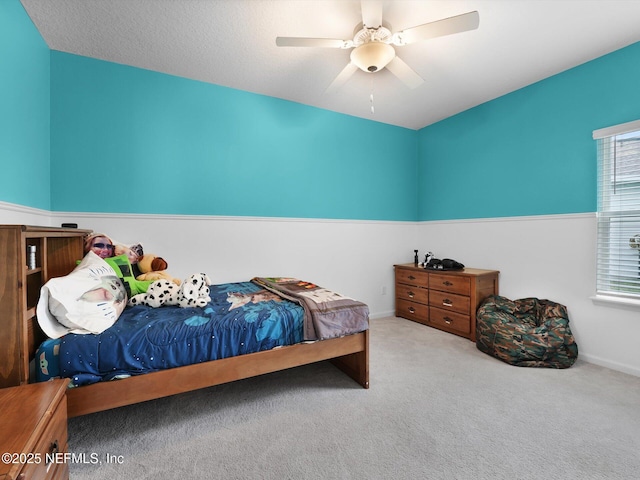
(594, 120), (640, 300)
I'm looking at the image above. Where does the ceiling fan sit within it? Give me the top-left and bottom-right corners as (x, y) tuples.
(276, 0), (479, 93)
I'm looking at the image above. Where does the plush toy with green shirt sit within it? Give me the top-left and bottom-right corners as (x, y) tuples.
(104, 254), (152, 298)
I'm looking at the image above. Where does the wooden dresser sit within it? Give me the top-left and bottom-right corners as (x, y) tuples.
(394, 263), (499, 342)
(0, 379), (69, 480)
(0, 225), (90, 388)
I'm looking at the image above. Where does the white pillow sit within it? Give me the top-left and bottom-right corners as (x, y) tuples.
(37, 251), (127, 338)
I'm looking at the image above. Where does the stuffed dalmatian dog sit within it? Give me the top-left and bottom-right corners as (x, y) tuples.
(129, 273), (211, 308)
(128, 279), (180, 308)
(179, 273), (212, 307)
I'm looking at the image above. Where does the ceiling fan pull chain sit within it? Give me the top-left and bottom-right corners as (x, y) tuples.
(370, 79), (375, 114)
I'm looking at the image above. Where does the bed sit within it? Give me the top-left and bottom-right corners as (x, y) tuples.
(34, 265), (370, 418)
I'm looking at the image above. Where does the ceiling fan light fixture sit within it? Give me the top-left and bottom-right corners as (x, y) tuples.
(350, 42), (395, 73)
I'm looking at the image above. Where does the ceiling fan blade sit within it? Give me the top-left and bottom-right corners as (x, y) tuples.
(276, 37), (348, 48)
(361, 0), (383, 28)
(393, 10), (479, 45)
(325, 63), (358, 94)
(385, 57), (424, 89)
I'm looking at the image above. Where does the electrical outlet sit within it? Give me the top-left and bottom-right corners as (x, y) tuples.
(381, 286), (387, 295)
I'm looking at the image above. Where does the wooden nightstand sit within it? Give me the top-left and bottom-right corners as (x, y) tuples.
(0, 379), (69, 480)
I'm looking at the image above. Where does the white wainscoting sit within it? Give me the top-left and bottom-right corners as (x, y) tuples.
(418, 213), (640, 377)
(3, 201), (638, 377)
(48, 211), (418, 320)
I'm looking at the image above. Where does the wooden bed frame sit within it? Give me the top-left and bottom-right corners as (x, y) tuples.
(2, 224), (368, 417)
(30, 269), (368, 418)
(64, 330), (369, 417)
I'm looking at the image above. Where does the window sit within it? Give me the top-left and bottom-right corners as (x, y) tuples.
(594, 119), (640, 301)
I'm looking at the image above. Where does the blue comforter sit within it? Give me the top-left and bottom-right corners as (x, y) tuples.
(60, 282), (304, 386)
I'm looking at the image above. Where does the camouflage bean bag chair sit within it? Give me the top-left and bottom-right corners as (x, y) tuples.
(476, 295), (578, 368)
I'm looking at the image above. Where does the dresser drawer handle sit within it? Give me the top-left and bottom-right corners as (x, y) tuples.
(408, 275), (416, 280)
(443, 281), (453, 286)
(407, 290), (415, 298)
(408, 307), (416, 314)
(444, 317), (453, 325)
(442, 299), (453, 307)
(47, 439), (60, 464)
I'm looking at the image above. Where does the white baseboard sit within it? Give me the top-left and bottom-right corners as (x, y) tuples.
(369, 310), (395, 320)
(579, 353), (640, 378)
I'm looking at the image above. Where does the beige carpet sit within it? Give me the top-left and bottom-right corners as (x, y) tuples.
(67, 316), (640, 480)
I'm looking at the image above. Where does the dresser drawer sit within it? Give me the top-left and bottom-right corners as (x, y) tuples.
(429, 273), (471, 295)
(396, 268), (428, 287)
(396, 284), (428, 304)
(19, 395), (68, 480)
(429, 290), (470, 314)
(396, 299), (429, 324)
(429, 307), (471, 335)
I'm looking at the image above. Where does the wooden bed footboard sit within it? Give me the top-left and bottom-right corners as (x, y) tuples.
(66, 329), (369, 417)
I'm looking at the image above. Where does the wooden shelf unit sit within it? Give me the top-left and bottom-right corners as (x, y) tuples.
(0, 225), (91, 388)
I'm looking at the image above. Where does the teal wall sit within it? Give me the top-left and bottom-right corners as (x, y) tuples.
(5, 0), (640, 223)
(50, 53), (418, 221)
(0, 0), (50, 210)
(417, 41), (640, 221)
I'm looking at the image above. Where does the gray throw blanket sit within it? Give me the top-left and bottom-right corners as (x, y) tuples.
(251, 277), (369, 341)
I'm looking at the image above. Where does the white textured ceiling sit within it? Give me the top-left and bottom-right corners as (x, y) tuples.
(19, 0), (640, 130)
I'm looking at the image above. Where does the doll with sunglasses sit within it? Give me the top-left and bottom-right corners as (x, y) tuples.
(84, 233), (116, 259)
